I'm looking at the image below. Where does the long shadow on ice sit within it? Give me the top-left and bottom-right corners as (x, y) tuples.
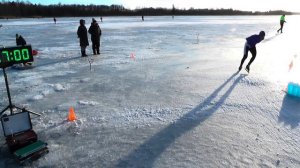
(263, 33), (281, 42)
(34, 56), (81, 68)
(117, 72), (245, 167)
(279, 95), (300, 129)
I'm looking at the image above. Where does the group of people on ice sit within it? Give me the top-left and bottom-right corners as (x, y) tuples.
(76, 15), (286, 72)
(77, 18), (102, 57)
(13, 14), (287, 71)
(238, 15), (286, 73)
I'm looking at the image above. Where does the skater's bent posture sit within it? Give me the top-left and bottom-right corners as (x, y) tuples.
(238, 31), (265, 73)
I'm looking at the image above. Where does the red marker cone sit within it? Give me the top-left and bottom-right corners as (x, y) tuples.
(130, 53), (135, 60)
(289, 61), (293, 72)
(68, 107), (77, 121)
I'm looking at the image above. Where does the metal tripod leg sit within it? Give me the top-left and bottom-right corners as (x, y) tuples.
(0, 106), (10, 116)
(14, 106), (41, 116)
(1, 68), (41, 117)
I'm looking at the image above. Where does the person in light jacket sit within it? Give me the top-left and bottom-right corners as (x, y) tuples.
(277, 15), (286, 33)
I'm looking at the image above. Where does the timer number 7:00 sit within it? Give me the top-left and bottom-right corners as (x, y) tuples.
(0, 48), (30, 63)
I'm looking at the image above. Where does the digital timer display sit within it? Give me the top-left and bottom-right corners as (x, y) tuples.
(0, 45), (34, 68)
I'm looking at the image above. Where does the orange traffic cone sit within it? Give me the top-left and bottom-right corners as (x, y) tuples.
(68, 107), (77, 121)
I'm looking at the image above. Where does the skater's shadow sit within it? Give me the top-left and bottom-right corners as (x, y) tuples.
(34, 56), (82, 68)
(263, 33), (281, 42)
(117, 72), (245, 167)
(279, 95), (300, 129)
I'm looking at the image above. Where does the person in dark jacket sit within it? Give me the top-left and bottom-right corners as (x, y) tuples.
(238, 31), (265, 73)
(16, 34), (26, 46)
(16, 34), (32, 66)
(77, 19), (89, 57)
(88, 18), (102, 55)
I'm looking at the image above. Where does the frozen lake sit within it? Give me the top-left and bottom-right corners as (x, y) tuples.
(0, 16), (300, 167)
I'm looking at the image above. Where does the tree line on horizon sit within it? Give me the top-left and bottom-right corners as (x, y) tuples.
(0, 1), (293, 18)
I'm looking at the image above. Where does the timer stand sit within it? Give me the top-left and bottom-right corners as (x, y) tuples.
(0, 45), (40, 117)
(0, 67), (41, 116)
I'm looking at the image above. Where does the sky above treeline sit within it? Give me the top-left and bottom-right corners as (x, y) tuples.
(26, 0), (300, 12)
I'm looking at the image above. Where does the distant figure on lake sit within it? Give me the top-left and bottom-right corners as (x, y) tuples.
(142, 15), (144, 21)
(238, 31), (265, 73)
(16, 34), (26, 46)
(88, 18), (102, 55)
(277, 15), (286, 33)
(77, 19), (89, 57)
(172, 4), (175, 19)
(100, 17), (103, 22)
(54, 17), (57, 24)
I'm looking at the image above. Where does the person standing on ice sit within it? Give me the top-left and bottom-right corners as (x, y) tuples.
(277, 15), (286, 33)
(16, 34), (26, 46)
(77, 19), (89, 57)
(16, 34), (33, 66)
(238, 31), (265, 73)
(88, 18), (102, 55)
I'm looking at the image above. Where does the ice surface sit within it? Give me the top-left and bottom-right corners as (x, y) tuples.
(0, 16), (300, 167)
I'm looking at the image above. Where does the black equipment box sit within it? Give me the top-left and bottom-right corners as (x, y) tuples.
(1, 112), (37, 152)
